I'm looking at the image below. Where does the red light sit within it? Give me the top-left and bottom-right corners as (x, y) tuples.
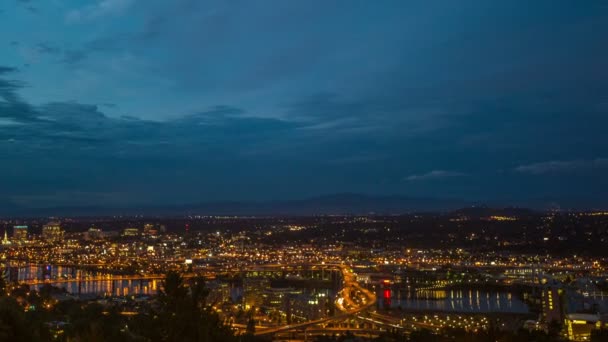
(383, 289), (391, 300)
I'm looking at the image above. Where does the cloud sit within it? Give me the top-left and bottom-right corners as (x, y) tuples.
(285, 92), (449, 138)
(36, 42), (62, 55)
(515, 158), (608, 174)
(10, 191), (132, 207)
(61, 50), (88, 65)
(0, 68), (297, 159)
(3, 2), (608, 205)
(327, 154), (388, 165)
(66, 0), (135, 23)
(0, 67), (41, 123)
(0, 66), (18, 75)
(56, 30), (150, 66)
(405, 170), (466, 182)
(0, 118), (22, 126)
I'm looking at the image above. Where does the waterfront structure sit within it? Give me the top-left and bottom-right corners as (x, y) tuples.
(565, 313), (604, 341)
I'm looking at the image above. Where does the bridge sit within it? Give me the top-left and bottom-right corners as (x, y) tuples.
(25, 274), (166, 286)
(21, 272), (219, 286)
(19, 262), (342, 288)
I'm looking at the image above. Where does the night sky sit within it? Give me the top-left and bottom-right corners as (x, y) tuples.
(1, 1), (607, 208)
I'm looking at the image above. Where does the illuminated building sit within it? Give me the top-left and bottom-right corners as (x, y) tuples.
(42, 222), (64, 242)
(243, 277), (270, 309)
(1, 230), (11, 245)
(123, 228), (140, 237)
(541, 286), (563, 324)
(381, 279), (392, 309)
(12, 225), (28, 241)
(565, 314), (602, 341)
(143, 224), (158, 236)
(207, 281), (232, 305)
(286, 290), (329, 321)
(85, 227), (103, 240)
(504, 267), (543, 283)
(263, 287), (298, 308)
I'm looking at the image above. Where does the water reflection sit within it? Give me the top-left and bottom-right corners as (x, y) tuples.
(383, 287), (528, 313)
(19, 265), (159, 296)
(32, 279), (159, 296)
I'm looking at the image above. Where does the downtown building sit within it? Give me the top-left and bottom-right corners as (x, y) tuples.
(42, 222), (64, 242)
(12, 225), (28, 242)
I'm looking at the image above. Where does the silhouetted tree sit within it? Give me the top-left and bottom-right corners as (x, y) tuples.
(132, 271), (237, 342)
(591, 328), (608, 342)
(0, 275), (6, 296)
(408, 329), (441, 342)
(547, 319), (563, 339)
(0, 297), (37, 342)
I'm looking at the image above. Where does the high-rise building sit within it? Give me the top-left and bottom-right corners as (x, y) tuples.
(243, 277), (270, 309)
(542, 286), (563, 324)
(143, 223), (158, 236)
(123, 228), (139, 237)
(42, 222), (64, 242)
(12, 225), (28, 241)
(85, 227), (103, 240)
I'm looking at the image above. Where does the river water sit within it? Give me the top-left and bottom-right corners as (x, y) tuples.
(18, 265), (159, 296)
(380, 287), (529, 313)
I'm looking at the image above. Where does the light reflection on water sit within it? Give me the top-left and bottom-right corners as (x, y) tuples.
(382, 288), (529, 313)
(32, 279), (159, 297)
(20, 265), (159, 296)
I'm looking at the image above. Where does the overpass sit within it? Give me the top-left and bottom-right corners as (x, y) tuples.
(254, 264), (377, 337)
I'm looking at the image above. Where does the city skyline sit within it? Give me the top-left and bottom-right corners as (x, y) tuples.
(2, 1), (608, 208)
(1, 211), (607, 341)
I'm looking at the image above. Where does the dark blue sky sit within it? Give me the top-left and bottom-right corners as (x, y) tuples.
(1, 1), (607, 208)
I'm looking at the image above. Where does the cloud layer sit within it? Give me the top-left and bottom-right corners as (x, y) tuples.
(405, 171), (466, 182)
(515, 159), (608, 175)
(0, 1), (607, 208)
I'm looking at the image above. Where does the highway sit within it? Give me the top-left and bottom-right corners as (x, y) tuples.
(254, 264), (376, 336)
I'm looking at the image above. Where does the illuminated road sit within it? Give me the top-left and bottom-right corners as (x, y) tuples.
(22, 262), (379, 337)
(254, 264), (376, 337)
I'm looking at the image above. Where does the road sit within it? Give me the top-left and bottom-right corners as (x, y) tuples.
(254, 264), (376, 336)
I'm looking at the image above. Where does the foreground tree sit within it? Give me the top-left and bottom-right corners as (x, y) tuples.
(131, 271), (238, 342)
(0, 296), (46, 342)
(591, 328), (608, 342)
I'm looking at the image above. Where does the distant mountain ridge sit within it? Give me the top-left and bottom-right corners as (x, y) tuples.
(449, 206), (538, 218)
(0, 193), (467, 217)
(0, 193), (601, 218)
